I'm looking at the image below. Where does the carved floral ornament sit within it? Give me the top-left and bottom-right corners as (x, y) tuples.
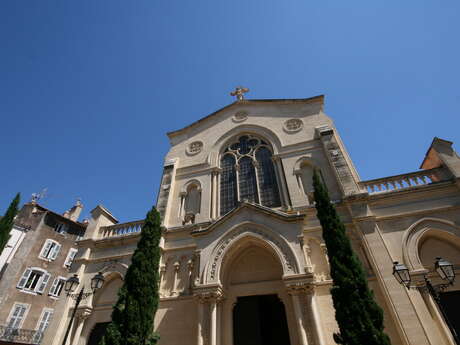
(187, 141), (203, 155)
(283, 118), (303, 133)
(232, 111), (248, 122)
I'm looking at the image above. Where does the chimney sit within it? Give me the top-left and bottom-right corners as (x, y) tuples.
(68, 199), (83, 222)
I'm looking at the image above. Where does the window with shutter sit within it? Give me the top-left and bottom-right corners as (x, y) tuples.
(49, 277), (66, 297)
(17, 268), (32, 288)
(33, 308), (53, 343)
(18, 267), (49, 294)
(36, 272), (51, 294)
(50, 243), (61, 260)
(64, 248), (78, 268)
(7, 303), (29, 329)
(39, 239), (61, 261)
(39, 240), (53, 259)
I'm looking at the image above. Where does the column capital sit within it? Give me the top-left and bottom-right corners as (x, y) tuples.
(193, 284), (225, 303)
(286, 282), (314, 295)
(75, 306), (93, 322)
(283, 274), (314, 295)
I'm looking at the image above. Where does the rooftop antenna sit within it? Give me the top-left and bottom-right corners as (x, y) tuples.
(31, 188), (48, 204)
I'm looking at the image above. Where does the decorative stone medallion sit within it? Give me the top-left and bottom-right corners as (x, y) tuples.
(187, 141), (203, 155)
(284, 119), (303, 133)
(232, 111), (248, 123)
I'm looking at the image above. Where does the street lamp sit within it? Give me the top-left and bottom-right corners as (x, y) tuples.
(61, 273), (105, 345)
(392, 258), (458, 344)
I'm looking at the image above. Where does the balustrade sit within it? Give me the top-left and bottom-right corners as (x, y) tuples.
(360, 167), (451, 194)
(100, 220), (144, 238)
(0, 326), (43, 344)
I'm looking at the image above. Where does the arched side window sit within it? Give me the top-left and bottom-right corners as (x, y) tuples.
(220, 154), (238, 215)
(256, 147), (281, 207)
(220, 135), (281, 215)
(181, 182), (202, 225)
(184, 184), (201, 216)
(295, 159), (320, 204)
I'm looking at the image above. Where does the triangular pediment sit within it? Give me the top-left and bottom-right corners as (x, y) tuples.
(167, 96), (324, 141)
(191, 202), (304, 236)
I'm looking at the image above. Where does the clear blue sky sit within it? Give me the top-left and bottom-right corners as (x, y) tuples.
(1, 1), (459, 222)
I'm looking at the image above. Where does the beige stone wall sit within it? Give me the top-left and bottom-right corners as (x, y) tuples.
(54, 98), (460, 345)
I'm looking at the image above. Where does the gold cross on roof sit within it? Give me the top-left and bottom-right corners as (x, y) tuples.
(230, 86), (249, 101)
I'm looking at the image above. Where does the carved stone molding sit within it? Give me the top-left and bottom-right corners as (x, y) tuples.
(284, 119), (303, 133)
(285, 282), (314, 295)
(206, 225), (298, 283)
(194, 284), (225, 304)
(232, 111), (248, 123)
(75, 307), (93, 322)
(187, 141), (203, 155)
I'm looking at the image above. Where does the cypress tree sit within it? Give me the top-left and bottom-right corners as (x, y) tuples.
(312, 171), (391, 345)
(0, 193), (20, 253)
(100, 206), (161, 345)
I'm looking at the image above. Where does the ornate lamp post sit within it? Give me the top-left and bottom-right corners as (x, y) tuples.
(392, 257), (458, 344)
(61, 272), (105, 345)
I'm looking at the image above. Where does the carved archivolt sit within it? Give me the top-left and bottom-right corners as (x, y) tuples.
(100, 260), (128, 279)
(204, 224), (299, 284)
(402, 217), (460, 271)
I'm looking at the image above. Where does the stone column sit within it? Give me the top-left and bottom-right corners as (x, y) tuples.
(71, 308), (92, 345)
(210, 169), (220, 220)
(196, 299), (205, 345)
(287, 284), (310, 345)
(159, 265), (166, 297)
(187, 259), (194, 294)
(194, 285), (224, 345)
(171, 261), (180, 296)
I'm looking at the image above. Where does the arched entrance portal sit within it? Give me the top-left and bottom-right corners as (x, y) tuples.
(219, 238), (296, 345)
(233, 294), (291, 345)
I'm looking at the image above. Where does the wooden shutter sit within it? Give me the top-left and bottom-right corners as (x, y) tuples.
(64, 248), (77, 267)
(17, 268), (31, 288)
(50, 243), (61, 260)
(40, 240), (52, 259)
(36, 272), (50, 293)
(49, 277), (59, 296)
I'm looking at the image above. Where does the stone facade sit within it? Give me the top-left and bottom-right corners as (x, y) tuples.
(0, 202), (86, 344)
(3, 94), (460, 345)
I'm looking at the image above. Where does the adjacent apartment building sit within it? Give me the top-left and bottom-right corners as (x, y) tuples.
(0, 200), (86, 344)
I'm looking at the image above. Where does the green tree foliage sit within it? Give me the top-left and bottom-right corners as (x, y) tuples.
(0, 193), (20, 253)
(100, 206), (162, 345)
(312, 171), (391, 345)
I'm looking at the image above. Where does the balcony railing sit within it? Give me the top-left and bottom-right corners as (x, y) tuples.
(360, 167), (451, 195)
(99, 220), (144, 238)
(0, 326), (43, 344)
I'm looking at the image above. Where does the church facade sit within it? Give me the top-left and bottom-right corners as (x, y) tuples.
(46, 94), (460, 345)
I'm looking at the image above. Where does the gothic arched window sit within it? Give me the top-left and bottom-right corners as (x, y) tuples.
(184, 184), (201, 216)
(220, 154), (238, 215)
(256, 147), (281, 207)
(220, 135), (281, 215)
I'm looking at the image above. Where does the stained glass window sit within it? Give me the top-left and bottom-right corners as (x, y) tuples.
(220, 154), (238, 215)
(238, 156), (259, 204)
(219, 135), (282, 214)
(256, 147), (281, 207)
